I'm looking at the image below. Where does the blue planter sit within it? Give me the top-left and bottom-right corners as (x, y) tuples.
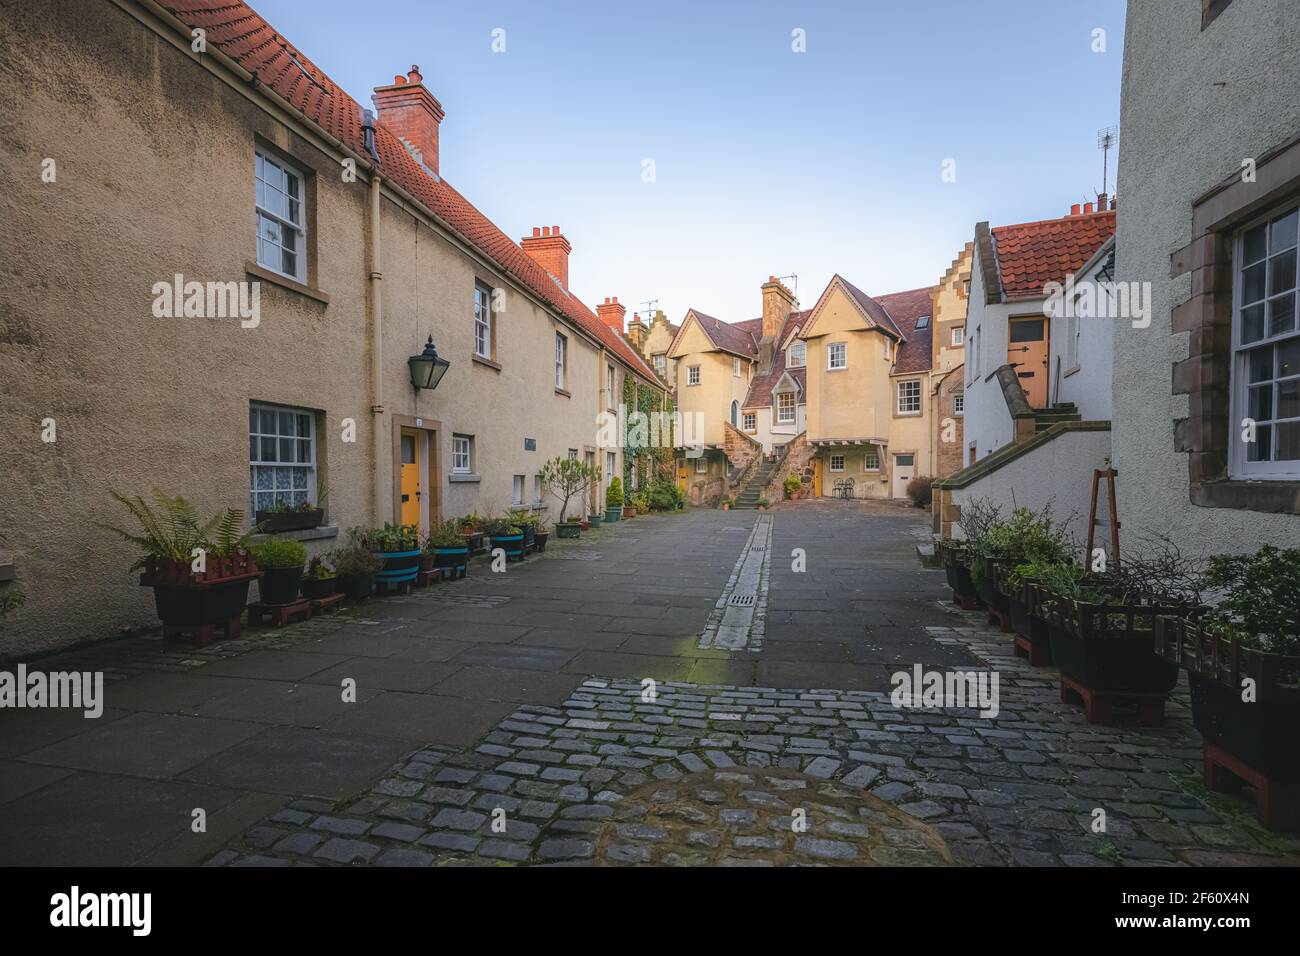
(491, 533), (525, 561)
(605, 507), (621, 523)
(434, 545), (469, 579)
(373, 548), (421, 587)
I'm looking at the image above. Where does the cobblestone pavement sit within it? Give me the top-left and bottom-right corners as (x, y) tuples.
(214, 622), (1300, 867)
(5, 504), (1298, 866)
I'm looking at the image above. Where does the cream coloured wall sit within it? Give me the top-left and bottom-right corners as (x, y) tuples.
(670, 316), (752, 447)
(818, 447), (889, 498)
(803, 288), (892, 442)
(0, 0), (652, 655)
(641, 315), (678, 383)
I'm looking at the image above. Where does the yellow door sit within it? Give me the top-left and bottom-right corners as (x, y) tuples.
(1008, 317), (1049, 408)
(812, 456), (823, 498)
(676, 462), (687, 493)
(399, 430), (420, 526)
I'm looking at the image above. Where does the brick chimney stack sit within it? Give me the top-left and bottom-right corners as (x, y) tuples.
(626, 312), (649, 352)
(596, 296), (626, 334)
(761, 275), (795, 340)
(372, 65), (445, 174)
(521, 225), (572, 289)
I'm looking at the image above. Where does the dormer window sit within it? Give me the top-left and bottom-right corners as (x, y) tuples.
(787, 341), (806, 368)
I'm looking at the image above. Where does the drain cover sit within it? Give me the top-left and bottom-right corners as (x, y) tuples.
(728, 593), (756, 607)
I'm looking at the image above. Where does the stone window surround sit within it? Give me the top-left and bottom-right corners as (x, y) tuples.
(1170, 131), (1300, 514)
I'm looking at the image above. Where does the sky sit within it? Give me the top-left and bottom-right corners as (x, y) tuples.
(253, 0), (1127, 324)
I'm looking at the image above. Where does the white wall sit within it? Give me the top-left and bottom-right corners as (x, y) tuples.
(963, 253), (1024, 460)
(1050, 250), (1114, 421)
(952, 428), (1113, 552)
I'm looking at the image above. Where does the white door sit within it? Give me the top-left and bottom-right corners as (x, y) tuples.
(891, 453), (915, 498)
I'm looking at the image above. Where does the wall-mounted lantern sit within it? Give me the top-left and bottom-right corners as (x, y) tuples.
(408, 336), (450, 391)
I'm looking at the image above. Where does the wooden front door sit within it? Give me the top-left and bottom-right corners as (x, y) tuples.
(399, 429), (420, 526)
(891, 453), (915, 499)
(1008, 317), (1049, 408)
(812, 455), (823, 497)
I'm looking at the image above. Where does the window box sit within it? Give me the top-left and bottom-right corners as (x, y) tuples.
(254, 508), (324, 534)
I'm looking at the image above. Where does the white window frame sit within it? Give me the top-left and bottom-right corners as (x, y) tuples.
(776, 392), (796, 424)
(249, 403), (317, 516)
(828, 342), (847, 371)
(474, 282), (493, 359)
(255, 150), (307, 283)
(953, 392), (965, 416)
(606, 363), (616, 406)
(512, 475), (525, 506)
(883, 339), (891, 362)
(733, 357), (742, 377)
(969, 328), (980, 383)
(742, 411), (756, 432)
(606, 451), (617, 480)
(1231, 205), (1300, 478)
(555, 332), (567, 390)
(653, 353), (666, 376)
(451, 434), (472, 474)
(687, 365), (701, 386)
(787, 341), (806, 368)
(896, 380), (922, 415)
(695, 455), (708, 474)
(533, 474), (543, 504)
(829, 454), (845, 472)
(1065, 309), (1081, 374)
(951, 327), (964, 347)
(568, 448), (578, 460)
(862, 446), (880, 471)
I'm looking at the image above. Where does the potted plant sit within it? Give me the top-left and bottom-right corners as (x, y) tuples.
(254, 486), (328, 534)
(605, 477), (624, 523)
(1156, 546), (1300, 812)
(509, 509), (538, 551)
(588, 512), (602, 529)
(533, 514), (551, 553)
(331, 529), (381, 602)
(541, 456), (597, 539)
(1028, 538), (1203, 705)
(720, 497), (732, 512)
(458, 513), (486, 554)
(365, 523), (421, 589)
(484, 516), (526, 558)
(99, 491), (260, 634)
(427, 518), (471, 578)
(251, 537), (307, 605)
(972, 505), (1073, 625)
(757, 498), (769, 511)
(783, 475), (801, 500)
(301, 556), (337, 600)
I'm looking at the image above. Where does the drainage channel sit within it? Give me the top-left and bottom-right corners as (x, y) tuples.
(698, 514), (772, 652)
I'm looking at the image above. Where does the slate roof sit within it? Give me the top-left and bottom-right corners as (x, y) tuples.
(990, 210), (1117, 300)
(742, 310), (811, 409)
(874, 286), (935, 375)
(153, 0), (658, 383)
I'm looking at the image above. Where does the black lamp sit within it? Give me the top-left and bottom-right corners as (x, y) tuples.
(408, 336), (450, 391)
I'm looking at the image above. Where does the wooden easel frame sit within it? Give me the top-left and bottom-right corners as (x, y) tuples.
(1087, 467), (1120, 570)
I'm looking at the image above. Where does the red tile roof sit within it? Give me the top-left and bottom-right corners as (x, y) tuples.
(991, 210), (1116, 300)
(874, 287), (935, 374)
(838, 276), (905, 339)
(153, 0), (658, 384)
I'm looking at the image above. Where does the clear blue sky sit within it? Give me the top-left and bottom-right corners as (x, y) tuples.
(255, 0), (1126, 323)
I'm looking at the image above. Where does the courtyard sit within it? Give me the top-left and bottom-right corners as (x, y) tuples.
(0, 505), (1294, 867)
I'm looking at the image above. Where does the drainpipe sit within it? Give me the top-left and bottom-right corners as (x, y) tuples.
(368, 171), (385, 525)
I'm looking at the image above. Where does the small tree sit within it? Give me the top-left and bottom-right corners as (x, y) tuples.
(541, 456), (598, 523)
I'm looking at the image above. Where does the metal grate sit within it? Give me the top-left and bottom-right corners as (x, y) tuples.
(728, 592), (756, 607)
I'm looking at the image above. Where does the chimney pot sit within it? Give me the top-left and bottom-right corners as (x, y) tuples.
(596, 295), (627, 335)
(1070, 203), (1081, 216)
(532, 227), (541, 237)
(1083, 201), (1094, 214)
(521, 225), (573, 289)
(409, 65), (422, 82)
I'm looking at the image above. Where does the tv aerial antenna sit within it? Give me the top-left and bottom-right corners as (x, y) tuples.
(638, 299), (659, 324)
(1097, 126), (1118, 198)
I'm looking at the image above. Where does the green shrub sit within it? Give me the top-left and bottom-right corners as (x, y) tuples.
(331, 529), (382, 577)
(304, 556), (335, 580)
(783, 475), (801, 497)
(426, 519), (467, 549)
(1202, 545), (1300, 655)
(757, 498), (769, 509)
(364, 523), (419, 552)
(606, 477), (624, 508)
(252, 537), (307, 569)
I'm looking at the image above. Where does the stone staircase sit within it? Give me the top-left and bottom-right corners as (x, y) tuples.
(1033, 401), (1081, 433)
(732, 454), (780, 509)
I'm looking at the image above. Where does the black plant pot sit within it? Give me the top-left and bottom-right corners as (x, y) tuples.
(260, 565), (304, 605)
(1048, 624), (1178, 694)
(976, 558), (1010, 612)
(434, 546), (469, 579)
(337, 572), (374, 602)
(152, 579), (253, 628)
(1188, 672), (1300, 780)
(521, 525), (536, 550)
(1008, 593), (1050, 657)
(943, 560), (978, 602)
(301, 576), (337, 600)
(534, 531), (550, 552)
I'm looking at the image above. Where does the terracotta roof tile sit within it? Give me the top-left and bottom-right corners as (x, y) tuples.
(154, 0), (658, 383)
(742, 310), (811, 409)
(991, 210), (1116, 300)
